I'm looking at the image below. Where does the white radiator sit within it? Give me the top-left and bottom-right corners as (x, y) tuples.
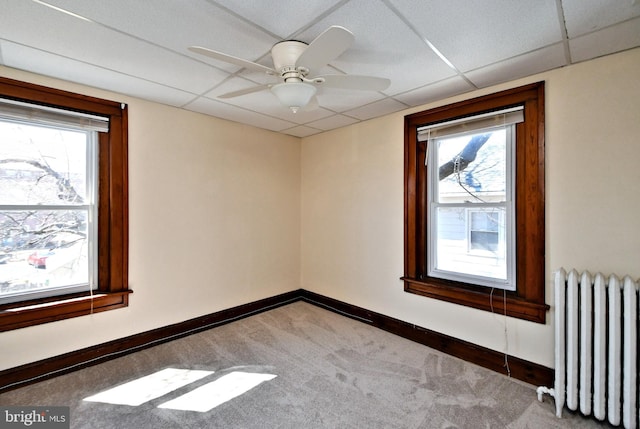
(537, 268), (639, 429)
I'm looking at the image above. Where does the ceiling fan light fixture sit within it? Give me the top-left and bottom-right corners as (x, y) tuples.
(192, 26), (389, 111)
(271, 82), (316, 113)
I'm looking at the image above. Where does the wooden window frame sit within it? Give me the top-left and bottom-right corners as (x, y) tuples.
(402, 82), (547, 323)
(0, 76), (131, 331)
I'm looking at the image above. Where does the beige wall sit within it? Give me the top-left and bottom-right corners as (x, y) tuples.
(0, 67), (301, 371)
(301, 47), (640, 368)
(1, 47), (639, 373)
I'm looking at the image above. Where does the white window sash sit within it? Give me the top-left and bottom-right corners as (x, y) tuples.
(426, 122), (516, 290)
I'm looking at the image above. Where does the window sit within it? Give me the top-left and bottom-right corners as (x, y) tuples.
(403, 82), (547, 323)
(0, 102), (101, 304)
(426, 115), (517, 290)
(0, 77), (130, 331)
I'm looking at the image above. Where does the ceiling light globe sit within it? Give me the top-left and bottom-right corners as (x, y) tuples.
(271, 82), (316, 113)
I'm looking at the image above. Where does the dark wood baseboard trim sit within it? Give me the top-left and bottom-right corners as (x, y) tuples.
(0, 290), (301, 394)
(0, 289), (552, 394)
(299, 290), (553, 387)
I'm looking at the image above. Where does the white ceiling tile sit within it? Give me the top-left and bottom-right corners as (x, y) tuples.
(388, 0), (563, 72)
(279, 125), (324, 138)
(393, 76), (475, 107)
(42, 0), (280, 73)
(0, 0), (230, 94)
(305, 114), (361, 131)
(562, 0), (640, 38)
(315, 86), (386, 113)
(184, 97), (296, 132)
(237, 69), (279, 86)
(466, 43), (568, 88)
(296, 0), (456, 96)
(569, 17), (640, 63)
(205, 76), (269, 99)
(210, 0), (344, 38)
(211, 89), (279, 113)
(281, 105), (335, 124)
(344, 98), (408, 121)
(0, 41), (195, 107)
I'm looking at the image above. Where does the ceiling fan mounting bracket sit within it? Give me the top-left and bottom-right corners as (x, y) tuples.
(279, 66), (324, 85)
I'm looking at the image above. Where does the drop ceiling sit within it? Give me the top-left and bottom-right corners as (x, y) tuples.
(1, 0), (639, 137)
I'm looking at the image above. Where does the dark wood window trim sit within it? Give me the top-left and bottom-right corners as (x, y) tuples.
(0, 76), (131, 331)
(403, 82), (547, 323)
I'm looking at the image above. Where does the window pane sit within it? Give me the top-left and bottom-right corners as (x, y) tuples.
(436, 130), (506, 204)
(0, 209), (90, 300)
(470, 211), (499, 251)
(434, 206), (507, 281)
(0, 113), (95, 304)
(470, 230), (499, 251)
(0, 120), (88, 205)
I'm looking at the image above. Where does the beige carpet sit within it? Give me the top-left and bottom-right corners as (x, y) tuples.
(0, 301), (607, 428)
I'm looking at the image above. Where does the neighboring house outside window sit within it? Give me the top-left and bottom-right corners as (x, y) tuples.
(403, 82), (547, 323)
(468, 209), (502, 253)
(0, 77), (130, 332)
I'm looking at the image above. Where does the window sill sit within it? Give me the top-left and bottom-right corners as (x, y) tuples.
(0, 290), (132, 332)
(402, 276), (548, 323)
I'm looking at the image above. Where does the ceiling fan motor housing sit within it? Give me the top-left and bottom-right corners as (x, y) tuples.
(271, 41), (309, 81)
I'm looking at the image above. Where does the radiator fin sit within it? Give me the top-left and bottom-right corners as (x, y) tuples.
(539, 268), (639, 429)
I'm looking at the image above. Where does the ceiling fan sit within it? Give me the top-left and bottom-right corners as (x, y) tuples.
(189, 26), (391, 113)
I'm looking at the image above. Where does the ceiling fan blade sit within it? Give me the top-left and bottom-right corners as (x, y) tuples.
(295, 26), (354, 74)
(318, 74), (391, 91)
(189, 46), (275, 74)
(218, 84), (271, 99)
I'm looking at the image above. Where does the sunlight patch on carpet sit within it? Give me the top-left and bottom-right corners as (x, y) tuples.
(83, 368), (214, 406)
(157, 371), (277, 412)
